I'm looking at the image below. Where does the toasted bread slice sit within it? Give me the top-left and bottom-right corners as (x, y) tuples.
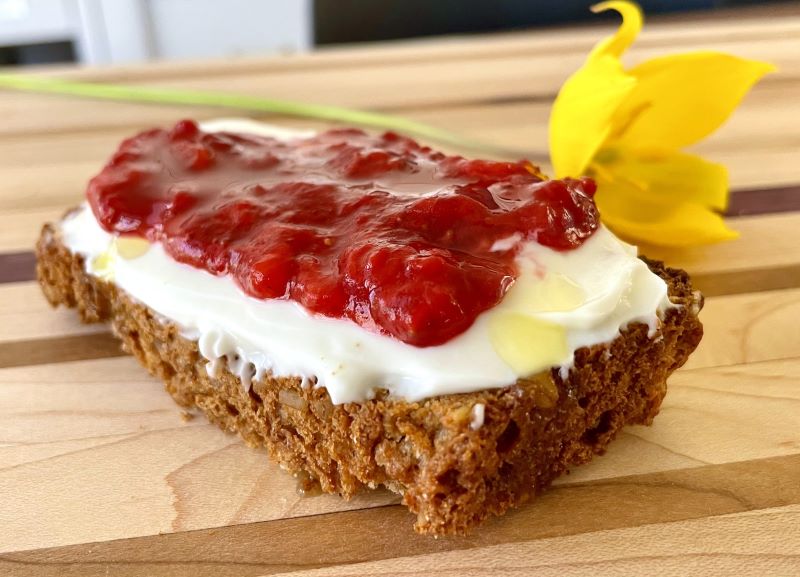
(36, 220), (703, 534)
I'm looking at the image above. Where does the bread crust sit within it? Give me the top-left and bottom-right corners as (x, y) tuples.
(36, 221), (703, 534)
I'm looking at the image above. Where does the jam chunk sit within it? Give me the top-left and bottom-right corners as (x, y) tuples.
(88, 120), (599, 346)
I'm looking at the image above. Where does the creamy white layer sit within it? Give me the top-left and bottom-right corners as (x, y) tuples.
(60, 119), (672, 405)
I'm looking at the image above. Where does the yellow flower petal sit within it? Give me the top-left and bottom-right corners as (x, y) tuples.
(589, 1), (643, 60)
(594, 175), (738, 247)
(609, 52), (776, 152)
(550, 55), (636, 178)
(597, 150), (729, 210)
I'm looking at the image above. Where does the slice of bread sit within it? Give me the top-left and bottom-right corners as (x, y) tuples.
(36, 219), (703, 535)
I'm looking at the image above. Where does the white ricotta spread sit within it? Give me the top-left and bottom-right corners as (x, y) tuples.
(60, 119), (672, 405)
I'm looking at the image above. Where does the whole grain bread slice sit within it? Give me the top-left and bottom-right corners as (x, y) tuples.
(36, 220), (703, 535)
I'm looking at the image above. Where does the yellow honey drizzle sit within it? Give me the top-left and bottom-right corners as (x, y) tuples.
(90, 236), (150, 281)
(489, 312), (568, 375)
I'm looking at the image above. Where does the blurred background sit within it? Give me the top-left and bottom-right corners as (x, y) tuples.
(0, 0), (792, 67)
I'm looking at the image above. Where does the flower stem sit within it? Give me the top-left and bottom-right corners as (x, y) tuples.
(0, 72), (546, 160)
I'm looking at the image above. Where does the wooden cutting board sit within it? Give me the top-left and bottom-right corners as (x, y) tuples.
(1, 5), (799, 576)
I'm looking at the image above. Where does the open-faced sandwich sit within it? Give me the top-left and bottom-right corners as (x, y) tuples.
(37, 118), (703, 534)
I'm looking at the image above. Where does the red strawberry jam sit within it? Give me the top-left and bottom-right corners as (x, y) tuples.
(87, 120), (598, 347)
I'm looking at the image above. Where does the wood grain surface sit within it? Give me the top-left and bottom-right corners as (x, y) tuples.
(1, 5), (799, 576)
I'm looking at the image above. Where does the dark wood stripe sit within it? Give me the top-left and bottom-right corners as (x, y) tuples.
(1, 454), (797, 577)
(0, 333), (124, 369)
(726, 185), (800, 216)
(0, 251), (36, 284)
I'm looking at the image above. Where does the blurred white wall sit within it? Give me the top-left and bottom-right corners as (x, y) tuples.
(0, 0), (313, 65)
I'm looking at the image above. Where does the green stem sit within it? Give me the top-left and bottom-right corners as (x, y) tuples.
(0, 72), (544, 159)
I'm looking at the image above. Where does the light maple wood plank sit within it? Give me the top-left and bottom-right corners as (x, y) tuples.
(684, 287), (800, 370)
(0, 357), (398, 554)
(0, 283), (106, 344)
(2, 455), (797, 577)
(0, 162), (93, 213)
(141, 35), (798, 117)
(0, 207), (63, 253)
(274, 505), (800, 577)
(624, 358), (800, 462)
(0, 24), (796, 139)
(642, 212), (800, 296)
(559, 357), (800, 484)
(0, 354), (797, 554)
(4, 77), (797, 165)
(0, 283), (109, 344)
(0, 93), (224, 141)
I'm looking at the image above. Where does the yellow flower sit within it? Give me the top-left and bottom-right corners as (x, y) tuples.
(549, 1), (775, 248)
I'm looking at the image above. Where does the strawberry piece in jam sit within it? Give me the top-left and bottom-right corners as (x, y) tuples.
(87, 120), (599, 347)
